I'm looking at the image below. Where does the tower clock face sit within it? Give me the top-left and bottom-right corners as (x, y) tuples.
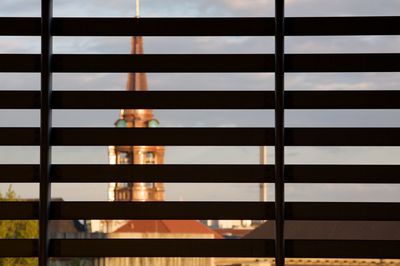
(116, 119), (127, 128)
(148, 119), (159, 128)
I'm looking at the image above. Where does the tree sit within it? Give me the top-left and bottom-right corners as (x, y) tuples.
(0, 185), (38, 266)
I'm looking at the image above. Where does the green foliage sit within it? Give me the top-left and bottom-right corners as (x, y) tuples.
(0, 185), (38, 266)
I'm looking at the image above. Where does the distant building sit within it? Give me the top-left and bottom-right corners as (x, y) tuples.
(94, 220), (221, 266)
(203, 219), (253, 229)
(201, 146), (268, 237)
(44, 199), (97, 266)
(201, 219), (259, 239)
(92, 219), (221, 266)
(214, 228), (253, 239)
(213, 221), (400, 266)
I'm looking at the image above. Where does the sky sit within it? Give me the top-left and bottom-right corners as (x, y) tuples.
(0, 0), (400, 202)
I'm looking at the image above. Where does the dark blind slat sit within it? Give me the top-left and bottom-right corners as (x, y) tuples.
(0, 202), (38, 220)
(53, 18), (273, 36)
(3, 128), (400, 146)
(0, 165), (38, 183)
(51, 128), (273, 146)
(286, 54), (400, 72)
(52, 91), (274, 109)
(2, 54), (400, 73)
(285, 128), (400, 146)
(0, 240), (38, 258)
(52, 54), (400, 73)
(3, 90), (400, 110)
(0, 54), (40, 72)
(48, 239), (400, 259)
(286, 91), (400, 109)
(287, 240), (400, 259)
(0, 91), (40, 109)
(50, 202), (272, 220)
(1, 239), (398, 259)
(2, 202), (399, 221)
(1, 164), (398, 184)
(0, 128), (39, 146)
(286, 202), (400, 221)
(3, 17), (400, 36)
(286, 165), (400, 184)
(0, 18), (40, 36)
(286, 17), (400, 36)
(51, 164), (272, 183)
(50, 239), (273, 258)
(52, 54), (272, 73)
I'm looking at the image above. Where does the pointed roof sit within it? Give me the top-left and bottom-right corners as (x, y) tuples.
(121, 0), (147, 119)
(126, 36), (148, 92)
(120, 36), (153, 121)
(114, 220), (223, 239)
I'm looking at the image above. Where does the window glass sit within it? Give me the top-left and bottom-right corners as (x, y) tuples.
(145, 152), (155, 164)
(118, 151), (132, 164)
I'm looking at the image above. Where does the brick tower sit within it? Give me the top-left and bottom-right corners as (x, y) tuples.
(107, 0), (165, 202)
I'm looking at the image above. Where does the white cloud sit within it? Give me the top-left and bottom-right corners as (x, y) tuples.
(0, 37), (40, 53)
(313, 81), (372, 91)
(286, 0), (400, 16)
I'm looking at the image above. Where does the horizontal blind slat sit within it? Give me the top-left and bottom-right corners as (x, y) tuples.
(4, 17), (400, 36)
(1, 239), (398, 259)
(50, 202), (273, 220)
(0, 240), (37, 257)
(52, 54), (272, 73)
(286, 240), (400, 259)
(1, 202), (399, 220)
(51, 128), (273, 146)
(1, 164), (398, 184)
(51, 164), (272, 183)
(2, 54), (400, 73)
(3, 90), (400, 110)
(3, 128), (400, 146)
(53, 18), (272, 36)
(51, 91), (274, 109)
(50, 239), (273, 258)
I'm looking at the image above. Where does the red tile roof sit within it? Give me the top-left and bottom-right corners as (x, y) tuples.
(114, 220), (222, 239)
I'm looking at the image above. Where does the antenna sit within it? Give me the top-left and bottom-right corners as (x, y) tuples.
(136, 0), (140, 18)
(259, 146), (268, 202)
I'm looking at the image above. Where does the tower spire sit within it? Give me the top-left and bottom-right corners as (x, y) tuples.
(123, 0), (150, 123)
(127, 0), (146, 93)
(126, 36), (148, 92)
(136, 0), (140, 18)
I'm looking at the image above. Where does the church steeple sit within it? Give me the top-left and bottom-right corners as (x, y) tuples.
(127, 0), (145, 92)
(126, 1), (146, 92)
(120, 34), (153, 127)
(120, 0), (152, 126)
(120, 0), (153, 126)
(108, 0), (165, 202)
(126, 36), (147, 92)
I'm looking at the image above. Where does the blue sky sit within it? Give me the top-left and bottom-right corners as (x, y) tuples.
(0, 0), (400, 202)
